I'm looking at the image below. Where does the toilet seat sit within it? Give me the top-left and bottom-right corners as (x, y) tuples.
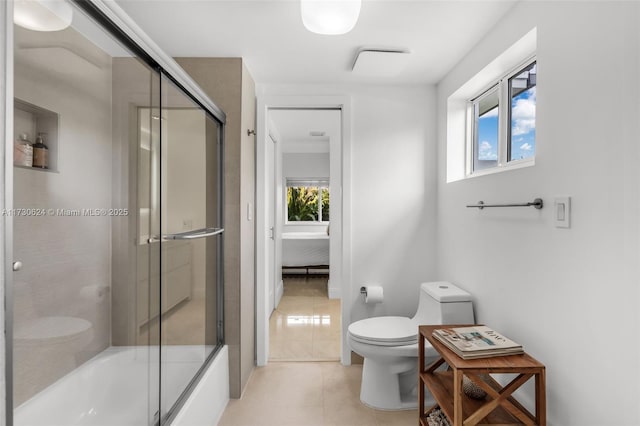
(348, 316), (417, 346)
(14, 316), (93, 345)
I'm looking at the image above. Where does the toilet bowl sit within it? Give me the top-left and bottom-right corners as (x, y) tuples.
(347, 281), (474, 410)
(14, 316), (94, 404)
(15, 316), (93, 346)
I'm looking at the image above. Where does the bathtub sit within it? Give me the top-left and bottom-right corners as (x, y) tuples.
(281, 231), (329, 269)
(15, 345), (229, 426)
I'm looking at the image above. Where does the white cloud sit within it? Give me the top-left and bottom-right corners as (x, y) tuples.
(520, 142), (532, 151)
(478, 140), (496, 160)
(511, 87), (536, 136)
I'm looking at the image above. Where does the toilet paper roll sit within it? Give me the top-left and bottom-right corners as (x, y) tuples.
(363, 285), (384, 304)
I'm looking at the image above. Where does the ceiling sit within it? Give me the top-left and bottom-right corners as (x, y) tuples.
(113, 1), (518, 152)
(115, 0), (518, 86)
(269, 109), (341, 153)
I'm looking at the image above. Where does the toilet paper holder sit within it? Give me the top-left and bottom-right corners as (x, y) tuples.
(360, 286), (367, 295)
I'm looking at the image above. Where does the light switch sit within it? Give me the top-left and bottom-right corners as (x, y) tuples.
(554, 197), (570, 228)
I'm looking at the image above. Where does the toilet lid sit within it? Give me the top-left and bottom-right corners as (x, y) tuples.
(348, 316), (417, 345)
(15, 316), (92, 343)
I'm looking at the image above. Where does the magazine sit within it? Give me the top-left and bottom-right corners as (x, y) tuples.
(432, 326), (523, 359)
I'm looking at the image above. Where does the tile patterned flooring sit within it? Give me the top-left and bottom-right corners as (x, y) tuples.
(269, 276), (341, 361)
(218, 276), (418, 426)
(218, 362), (418, 426)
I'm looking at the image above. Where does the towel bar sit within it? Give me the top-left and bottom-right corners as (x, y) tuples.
(466, 198), (543, 210)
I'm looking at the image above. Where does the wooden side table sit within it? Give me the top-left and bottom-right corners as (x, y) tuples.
(419, 324), (546, 426)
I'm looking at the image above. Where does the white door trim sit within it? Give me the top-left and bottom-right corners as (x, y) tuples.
(255, 95), (352, 366)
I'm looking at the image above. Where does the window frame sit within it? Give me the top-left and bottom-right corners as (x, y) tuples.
(284, 178), (330, 225)
(470, 84), (500, 172)
(466, 55), (537, 177)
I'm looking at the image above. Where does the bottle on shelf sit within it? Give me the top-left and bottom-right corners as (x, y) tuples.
(14, 133), (33, 167)
(32, 132), (49, 169)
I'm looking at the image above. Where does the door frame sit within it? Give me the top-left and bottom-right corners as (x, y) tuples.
(255, 95), (352, 366)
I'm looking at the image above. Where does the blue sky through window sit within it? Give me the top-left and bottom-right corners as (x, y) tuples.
(509, 85), (536, 160)
(477, 84), (536, 162)
(478, 107), (498, 161)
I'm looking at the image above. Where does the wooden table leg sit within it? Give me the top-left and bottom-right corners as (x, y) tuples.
(535, 368), (547, 426)
(419, 334), (425, 418)
(453, 369), (464, 426)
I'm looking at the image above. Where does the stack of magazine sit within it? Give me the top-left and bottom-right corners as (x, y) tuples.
(432, 326), (523, 359)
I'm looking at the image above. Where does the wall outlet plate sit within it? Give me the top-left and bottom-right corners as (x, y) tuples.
(554, 197), (571, 228)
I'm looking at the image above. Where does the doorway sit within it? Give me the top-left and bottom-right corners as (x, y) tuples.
(255, 96), (352, 366)
(268, 109), (338, 361)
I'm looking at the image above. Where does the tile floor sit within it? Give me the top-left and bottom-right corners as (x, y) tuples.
(269, 276), (341, 361)
(219, 276), (418, 425)
(218, 362), (418, 426)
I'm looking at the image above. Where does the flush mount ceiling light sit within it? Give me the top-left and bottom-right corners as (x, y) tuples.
(352, 47), (411, 77)
(14, 0), (73, 32)
(301, 0), (361, 35)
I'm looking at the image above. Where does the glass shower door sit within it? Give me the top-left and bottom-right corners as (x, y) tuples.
(10, 2), (163, 424)
(155, 74), (223, 422)
(8, 1), (225, 425)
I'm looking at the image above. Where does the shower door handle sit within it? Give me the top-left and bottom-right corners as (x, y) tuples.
(163, 227), (224, 240)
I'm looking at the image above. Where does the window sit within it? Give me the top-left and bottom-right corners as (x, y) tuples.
(508, 61), (537, 162)
(286, 179), (329, 223)
(473, 86), (499, 171)
(469, 59), (536, 175)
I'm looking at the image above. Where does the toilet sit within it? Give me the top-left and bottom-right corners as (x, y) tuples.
(347, 281), (474, 410)
(13, 282), (94, 404)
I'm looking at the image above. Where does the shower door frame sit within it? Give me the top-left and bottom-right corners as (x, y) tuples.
(1, 0), (227, 424)
(2, 0), (15, 422)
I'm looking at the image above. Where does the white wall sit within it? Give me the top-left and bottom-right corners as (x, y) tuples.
(283, 152), (329, 179)
(258, 83), (438, 324)
(436, 2), (640, 425)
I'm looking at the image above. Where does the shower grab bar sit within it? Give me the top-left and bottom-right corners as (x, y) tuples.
(163, 227), (224, 240)
(466, 198), (543, 210)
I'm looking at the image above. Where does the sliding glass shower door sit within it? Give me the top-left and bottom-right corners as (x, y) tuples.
(8, 1), (225, 425)
(154, 74), (224, 420)
(135, 73), (224, 423)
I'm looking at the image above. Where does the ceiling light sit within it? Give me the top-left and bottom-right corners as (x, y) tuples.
(352, 47), (411, 77)
(14, 0), (73, 32)
(301, 0), (361, 35)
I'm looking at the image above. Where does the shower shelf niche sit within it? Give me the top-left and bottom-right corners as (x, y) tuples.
(14, 98), (59, 173)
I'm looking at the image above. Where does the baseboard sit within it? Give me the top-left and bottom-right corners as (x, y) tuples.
(275, 280), (284, 308)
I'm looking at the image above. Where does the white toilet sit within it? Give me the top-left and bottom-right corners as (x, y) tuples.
(347, 281), (474, 410)
(12, 281), (95, 404)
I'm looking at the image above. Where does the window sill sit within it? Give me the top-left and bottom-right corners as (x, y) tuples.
(465, 158), (534, 180)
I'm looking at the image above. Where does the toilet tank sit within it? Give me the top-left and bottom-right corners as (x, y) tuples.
(411, 281), (475, 325)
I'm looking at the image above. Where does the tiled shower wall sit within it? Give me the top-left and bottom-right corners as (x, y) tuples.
(11, 26), (113, 405)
